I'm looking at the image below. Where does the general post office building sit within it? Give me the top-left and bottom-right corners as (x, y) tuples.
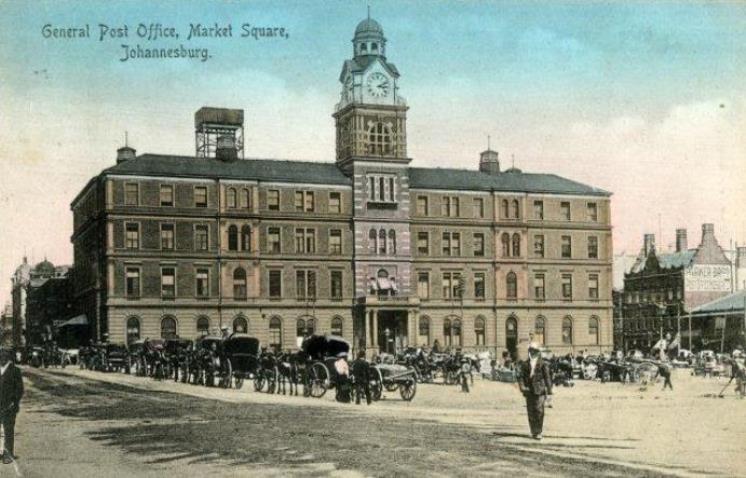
(71, 18), (613, 358)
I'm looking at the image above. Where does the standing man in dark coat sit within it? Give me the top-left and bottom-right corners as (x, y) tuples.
(351, 351), (372, 405)
(518, 343), (552, 440)
(0, 348), (24, 464)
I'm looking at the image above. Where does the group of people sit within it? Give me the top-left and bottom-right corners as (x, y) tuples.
(333, 350), (374, 405)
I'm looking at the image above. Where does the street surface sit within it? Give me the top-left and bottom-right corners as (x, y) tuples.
(7, 367), (744, 477)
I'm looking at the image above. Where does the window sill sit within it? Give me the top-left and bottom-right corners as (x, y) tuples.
(367, 202), (398, 210)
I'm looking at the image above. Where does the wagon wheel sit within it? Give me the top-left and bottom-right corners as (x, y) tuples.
(370, 367), (383, 401)
(399, 377), (417, 401)
(309, 362), (329, 398)
(235, 376), (245, 389)
(220, 359), (233, 388)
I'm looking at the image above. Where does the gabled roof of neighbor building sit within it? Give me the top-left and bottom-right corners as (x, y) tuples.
(691, 289), (746, 315)
(630, 250), (696, 274)
(101, 154), (611, 197)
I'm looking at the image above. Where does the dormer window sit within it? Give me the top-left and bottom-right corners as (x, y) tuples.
(371, 42), (378, 51)
(360, 43), (368, 52)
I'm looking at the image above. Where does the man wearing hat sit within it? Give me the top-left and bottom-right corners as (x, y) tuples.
(518, 342), (552, 440)
(220, 325), (231, 340)
(0, 348), (23, 463)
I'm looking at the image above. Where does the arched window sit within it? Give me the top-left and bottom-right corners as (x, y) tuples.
(160, 316), (177, 339)
(501, 233), (511, 257)
(474, 316), (486, 346)
(512, 233), (521, 257)
(511, 199), (519, 218)
(562, 317), (573, 345)
(443, 318), (452, 347)
(239, 188), (250, 209)
(331, 317), (343, 336)
(452, 319), (462, 347)
(233, 315), (248, 333)
(367, 122), (392, 155)
(589, 316), (600, 345)
(126, 316), (140, 345)
(534, 316), (546, 346)
(233, 267), (247, 300)
(269, 317), (282, 352)
(296, 318), (306, 340)
(228, 225), (238, 251)
(227, 188), (237, 208)
(240, 225), (251, 251)
(418, 316), (430, 345)
(196, 316), (210, 336)
(369, 229), (377, 254)
(506, 272), (517, 299)
(379, 229), (387, 255)
(388, 230), (396, 255)
(501, 199), (509, 218)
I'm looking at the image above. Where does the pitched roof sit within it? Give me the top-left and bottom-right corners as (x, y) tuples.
(630, 250), (696, 274)
(102, 154), (610, 197)
(691, 290), (746, 315)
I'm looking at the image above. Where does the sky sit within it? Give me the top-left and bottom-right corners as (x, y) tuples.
(0, 0), (745, 306)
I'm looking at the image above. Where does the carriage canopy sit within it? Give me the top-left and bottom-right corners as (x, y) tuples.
(301, 334), (351, 361)
(224, 334), (260, 356)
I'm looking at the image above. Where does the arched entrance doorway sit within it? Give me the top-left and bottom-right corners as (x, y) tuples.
(506, 316), (518, 359)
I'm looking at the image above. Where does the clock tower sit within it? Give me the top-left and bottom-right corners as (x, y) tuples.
(334, 17), (409, 172)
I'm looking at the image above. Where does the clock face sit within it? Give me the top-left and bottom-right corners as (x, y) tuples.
(366, 72), (390, 98)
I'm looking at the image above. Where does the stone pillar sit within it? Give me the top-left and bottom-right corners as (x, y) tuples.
(373, 311), (379, 347)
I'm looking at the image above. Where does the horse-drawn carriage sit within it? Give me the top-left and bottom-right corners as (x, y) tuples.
(370, 362), (418, 401)
(191, 334), (261, 388)
(223, 334), (261, 389)
(163, 338), (193, 382)
(131, 339), (167, 378)
(102, 343), (131, 373)
(301, 335), (351, 398)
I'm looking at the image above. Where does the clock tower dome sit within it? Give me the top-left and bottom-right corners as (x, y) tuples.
(334, 17), (409, 172)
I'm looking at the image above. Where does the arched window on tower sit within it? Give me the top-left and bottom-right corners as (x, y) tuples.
(227, 188), (237, 208)
(233, 267), (247, 300)
(506, 272), (517, 299)
(512, 233), (521, 257)
(501, 199), (509, 218)
(369, 229), (377, 254)
(511, 199), (520, 218)
(228, 225), (238, 251)
(367, 122), (392, 155)
(501, 233), (511, 257)
(239, 188), (250, 209)
(379, 229), (387, 255)
(240, 225), (251, 252)
(388, 230), (396, 255)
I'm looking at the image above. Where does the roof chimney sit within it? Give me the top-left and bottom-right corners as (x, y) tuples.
(643, 233), (656, 256)
(675, 228), (687, 253)
(116, 146), (136, 164)
(479, 149), (500, 175)
(216, 135), (238, 162)
(701, 223), (716, 246)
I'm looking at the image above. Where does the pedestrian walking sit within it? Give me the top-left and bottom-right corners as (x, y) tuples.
(0, 348), (24, 464)
(517, 343), (552, 441)
(351, 351), (371, 405)
(658, 362), (673, 391)
(459, 358), (471, 393)
(334, 352), (351, 403)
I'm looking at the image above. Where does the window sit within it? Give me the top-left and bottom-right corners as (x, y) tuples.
(331, 317), (343, 336)
(560, 201), (571, 220)
(296, 318), (313, 341)
(475, 317), (486, 346)
(227, 188), (237, 208)
(126, 317), (140, 345)
(417, 232), (429, 255)
(161, 267), (175, 299)
(367, 174), (396, 202)
(369, 229), (377, 254)
(417, 272), (430, 299)
(269, 317), (282, 352)
(267, 190), (280, 210)
(501, 233), (510, 257)
(418, 316), (430, 345)
(194, 186), (207, 207)
(195, 225), (209, 251)
(330, 270), (343, 300)
(561, 236), (572, 258)
(534, 273), (545, 300)
(511, 199), (520, 219)
(228, 225), (238, 251)
(124, 183), (139, 206)
(588, 274), (599, 300)
(587, 202), (598, 222)
(160, 185), (174, 206)
(506, 272), (517, 299)
(442, 232), (461, 256)
(378, 229), (387, 255)
(534, 235), (545, 258)
(161, 316), (177, 339)
(501, 199), (509, 218)
(296, 270), (316, 300)
(160, 224), (174, 250)
(125, 223), (140, 249)
(329, 229), (342, 254)
(534, 317), (546, 346)
(233, 316), (248, 333)
(562, 317), (573, 344)
(233, 267), (247, 300)
(304, 191), (315, 212)
(511, 233), (521, 257)
(474, 273), (485, 300)
(269, 270), (282, 298)
(126, 267), (140, 298)
(268, 227), (281, 253)
(367, 122), (392, 155)
(561, 273), (573, 300)
(441, 196), (459, 217)
(588, 236), (599, 259)
(196, 316), (210, 335)
(329, 192), (341, 213)
(295, 228), (315, 254)
(443, 318), (452, 347)
(442, 272), (462, 299)
(240, 188), (250, 209)
(533, 200), (544, 220)
(417, 196), (428, 216)
(589, 316), (599, 345)
(388, 230), (396, 254)
(473, 233), (485, 257)
(241, 226), (251, 252)
(294, 191), (304, 211)
(452, 319), (462, 347)
(196, 268), (210, 298)
(473, 198), (485, 218)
